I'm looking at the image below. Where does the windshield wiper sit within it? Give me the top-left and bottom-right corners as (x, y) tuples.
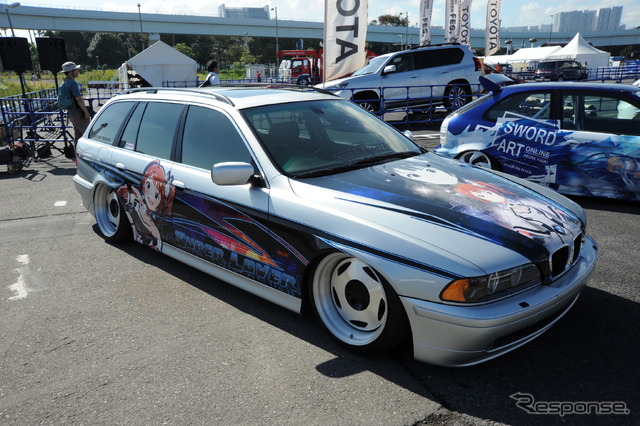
(291, 151), (419, 178)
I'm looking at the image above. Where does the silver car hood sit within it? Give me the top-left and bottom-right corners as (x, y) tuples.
(288, 153), (585, 270)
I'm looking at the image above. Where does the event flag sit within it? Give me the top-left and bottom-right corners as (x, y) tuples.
(323, 0), (368, 82)
(459, 0), (472, 46)
(419, 0), (434, 46)
(485, 0), (501, 56)
(444, 0), (461, 44)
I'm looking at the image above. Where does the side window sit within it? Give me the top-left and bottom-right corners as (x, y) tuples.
(564, 93), (640, 135)
(181, 105), (252, 169)
(135, 102), (183, 159)
(415, 48), (464, 70)
(390, 54), (414, 73)
(87, 101), (136, 145)
(486, 92), (552, 121)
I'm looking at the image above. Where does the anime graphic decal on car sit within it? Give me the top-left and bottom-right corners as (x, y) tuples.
(117, 161), (175, 251)
(445, 112), (640, 200)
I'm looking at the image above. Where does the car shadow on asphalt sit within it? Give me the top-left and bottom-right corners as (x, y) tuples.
(96, 226), (640, 425)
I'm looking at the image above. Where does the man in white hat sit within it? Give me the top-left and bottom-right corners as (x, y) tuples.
(59, 61), (91, 150)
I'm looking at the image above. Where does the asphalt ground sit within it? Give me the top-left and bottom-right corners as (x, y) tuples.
(0, 135), (639, 425)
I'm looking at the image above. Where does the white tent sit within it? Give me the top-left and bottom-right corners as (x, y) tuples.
(118, 41), (197, 88)
(483, 46), (562, 71)
(546, 33), (610, 68)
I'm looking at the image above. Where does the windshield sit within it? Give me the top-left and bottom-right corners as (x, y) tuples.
(352, 55), (388, 76)
(242, 99), (421, 177)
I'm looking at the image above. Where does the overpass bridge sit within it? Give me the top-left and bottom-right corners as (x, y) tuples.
(1, 5), (639, 49)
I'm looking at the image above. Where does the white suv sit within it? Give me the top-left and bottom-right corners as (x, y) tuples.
(318, 44), (482, 112)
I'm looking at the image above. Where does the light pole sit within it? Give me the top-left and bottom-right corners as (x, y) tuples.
(548, 15), (553, 43)
(137, 3), (145, 51)
(4, 2), (20, 37)
(271, 7), (279, 55)
(399, 12), (409, 49)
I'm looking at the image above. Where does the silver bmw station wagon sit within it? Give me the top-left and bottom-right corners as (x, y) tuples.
(74, 86), (598, 367)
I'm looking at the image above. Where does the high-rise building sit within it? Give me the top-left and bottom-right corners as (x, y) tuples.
(596, 6), (623, 31)
(218, 4), (270, 20)
(551, 6), (623, 32)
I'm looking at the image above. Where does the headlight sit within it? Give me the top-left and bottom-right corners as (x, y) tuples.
(439, 114), (452, 147)
(440, 264), (541, 303)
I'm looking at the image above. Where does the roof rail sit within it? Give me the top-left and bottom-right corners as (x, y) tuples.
(121, 87), (235, 106)
(218, 82), (337, 96)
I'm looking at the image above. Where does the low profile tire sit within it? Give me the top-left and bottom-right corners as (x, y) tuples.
(94, 185), (132, 243)
(444, 83), (471, 110)
(310, 253), (408, 352)
(458, 151), (497, 169)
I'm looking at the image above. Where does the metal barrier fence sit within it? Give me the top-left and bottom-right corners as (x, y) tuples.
(0, 86), (120, 163)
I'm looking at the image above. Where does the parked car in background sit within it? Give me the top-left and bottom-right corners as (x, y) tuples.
(534, 60), (587, 81)
(74, 85), (597, 367)
(435, 74), (640, 201)
(317, 44), (482, 112)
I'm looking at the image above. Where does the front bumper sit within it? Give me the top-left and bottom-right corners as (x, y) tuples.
(401, 236), (598, 367)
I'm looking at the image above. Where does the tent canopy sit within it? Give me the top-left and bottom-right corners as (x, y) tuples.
(119, 41), (197, 87)
(546, 33), (610, 68)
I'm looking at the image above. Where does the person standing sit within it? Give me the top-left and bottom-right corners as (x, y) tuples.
(201, 59), (221, 86)
(60, 61), (91, 149)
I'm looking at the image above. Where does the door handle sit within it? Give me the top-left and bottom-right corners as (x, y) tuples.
(173, 180), (186, 189)
(115, 162), (126, 170)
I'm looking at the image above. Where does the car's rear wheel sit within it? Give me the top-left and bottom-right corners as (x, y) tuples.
(444, 83), (472, 110)
(310, 253), (408, 352)
(458, 151), (498, 169)
(94, 185), (132, 243)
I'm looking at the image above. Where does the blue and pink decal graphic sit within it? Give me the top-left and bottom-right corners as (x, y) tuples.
(115, 160), (308, 297)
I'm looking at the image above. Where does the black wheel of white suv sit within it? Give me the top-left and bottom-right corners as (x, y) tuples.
(444, 83), (472, 110)
(310, 253), (408, 352)
(94, 185), (132, 243)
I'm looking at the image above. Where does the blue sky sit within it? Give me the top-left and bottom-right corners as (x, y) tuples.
(9, 0), (640, 31)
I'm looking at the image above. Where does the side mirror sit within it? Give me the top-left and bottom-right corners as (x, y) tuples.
(383, 65), (397, 75)
(403, 130), (414, 141)
(211, 162), (256, 186)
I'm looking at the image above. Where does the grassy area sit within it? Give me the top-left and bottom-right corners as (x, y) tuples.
(0, 70), (118, 97)
(1, 67), (248, 97)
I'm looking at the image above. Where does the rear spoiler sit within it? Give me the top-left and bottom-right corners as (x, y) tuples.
(479, 74), (518, 94)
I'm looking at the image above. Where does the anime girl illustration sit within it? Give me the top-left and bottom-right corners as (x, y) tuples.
(450, 180), (579, 245)
(117, 161), (175, 251)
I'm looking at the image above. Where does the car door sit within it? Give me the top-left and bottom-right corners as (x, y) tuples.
(111, 101), (184, 251)
(168, 104), (276, 283)
(380, 52), (421, 107)
(557, 90), (640, 199)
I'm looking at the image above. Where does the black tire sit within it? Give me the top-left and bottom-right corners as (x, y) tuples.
(297, 77), (310, 86)
(444, 83), (472, 110)
(309, 253), (409, 353)
(353, 94), (381, 114)
(94, 185), (132, 243)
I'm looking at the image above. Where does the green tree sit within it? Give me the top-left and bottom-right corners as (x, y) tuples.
(375, 14), (408, 27)
(86, 33), (129, 69)
(174, 43), (195, 59)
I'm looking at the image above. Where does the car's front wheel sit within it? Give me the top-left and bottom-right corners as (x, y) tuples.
(94, 185), (132, 243)
(458, 151), (498, 169)
(310, 253), (408, 352)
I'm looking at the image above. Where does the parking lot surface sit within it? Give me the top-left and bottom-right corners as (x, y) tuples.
(1, 137), (638, 425)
